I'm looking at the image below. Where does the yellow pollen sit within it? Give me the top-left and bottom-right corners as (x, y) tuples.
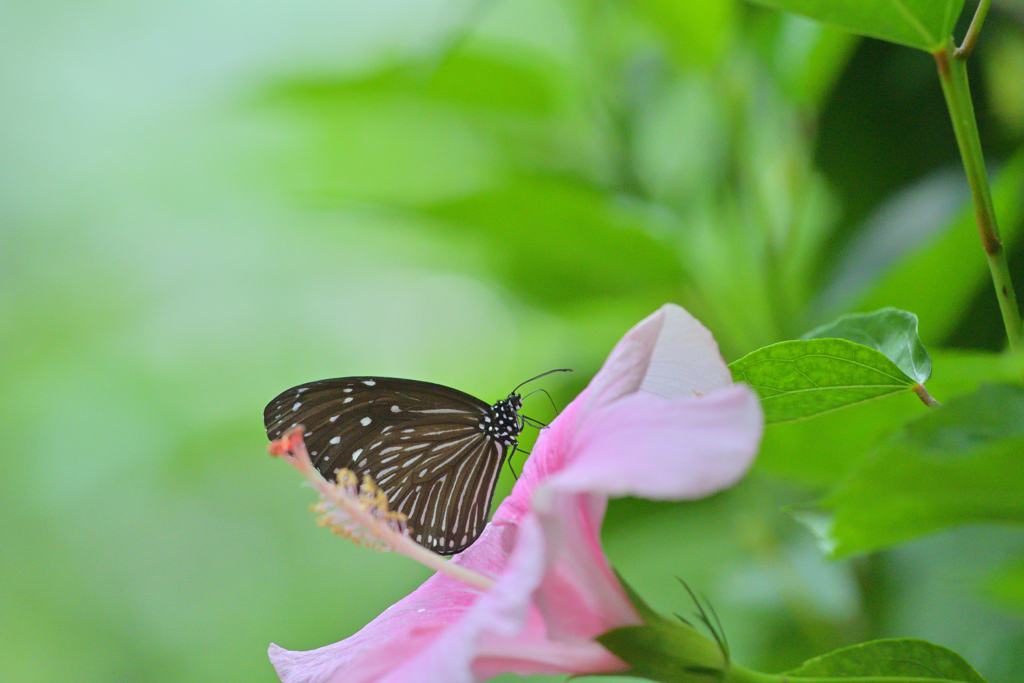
(310, 468), (408, 551)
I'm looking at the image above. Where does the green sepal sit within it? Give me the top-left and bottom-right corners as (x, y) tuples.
(595, 574), (727, 683)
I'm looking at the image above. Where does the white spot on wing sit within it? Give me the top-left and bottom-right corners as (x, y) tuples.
(351, 448), (362, 461)
(292, 402), (302, 411)
(391, 405), (401, 413)
(360, 417), (372, 426)
(363, 380), (376, 386)
(329, 436), (341, 445)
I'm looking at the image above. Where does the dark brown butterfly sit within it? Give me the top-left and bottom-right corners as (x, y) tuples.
(264, 371), (566, 555)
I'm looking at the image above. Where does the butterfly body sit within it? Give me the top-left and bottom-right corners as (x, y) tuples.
(264, 377), (524, 555)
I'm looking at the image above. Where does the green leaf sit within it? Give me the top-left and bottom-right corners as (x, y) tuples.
(729, 338), (917, 423)
(803, 308), (932, 384)
(745, 0), (967, 52)
(756, 349), (1024, 486)
(785, 638), (987, 682)
(808, 384), (1024, 557)
(858, 145), (1024, 346)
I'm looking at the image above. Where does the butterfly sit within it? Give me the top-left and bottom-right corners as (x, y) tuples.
(264, 371), (567, 555)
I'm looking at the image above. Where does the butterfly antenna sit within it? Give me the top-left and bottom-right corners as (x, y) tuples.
(522, 387), (560, 415)
(512, 368), (571, 395)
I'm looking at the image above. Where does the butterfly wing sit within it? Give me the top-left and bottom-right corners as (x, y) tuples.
(264, 377), (508, 555)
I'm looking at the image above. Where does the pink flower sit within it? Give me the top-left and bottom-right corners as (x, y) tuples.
(269, 304), (764, 683)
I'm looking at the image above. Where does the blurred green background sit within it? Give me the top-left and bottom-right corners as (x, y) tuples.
(3, 0), (1024, 681)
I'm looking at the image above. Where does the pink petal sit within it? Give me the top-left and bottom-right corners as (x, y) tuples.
(547, 383), (763, 500)
(584, 304), (732, 415)
(531, 493), (639, 641)
(494, 396), (585, 523)
(528, 384), (763, 639)
(502, 304), (741, 519)
(638, 304), (733, 400)
(269, 515), (622, 683)
(268, 520), (516, 683)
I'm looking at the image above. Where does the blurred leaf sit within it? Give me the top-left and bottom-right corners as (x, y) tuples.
(259, 88), (501, 205)
(986, 559), (1024, 613)
(420, 175), (687, 308)
(857, 145), (1024, 346)
(261, 48), (558, 116)
(424, 51), (558, 116)
(252, 48), (564, 205)
(785, 638), (987, 682)
(981, 28), (1024, 138)
(808, 384), (1024, 557)
(803, 308), (932, 383)
(632, 76), (729, 203)
(745, 0), (967, 52)
(634, 0), (736, 68)
(767, 15), (859, 110)
(729, 338), (917, 423)
(815, 168), (967, 318)
(756, 349), (1024, 485)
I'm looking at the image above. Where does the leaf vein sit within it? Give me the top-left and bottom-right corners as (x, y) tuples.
(754, 384), (908, 401)
(885, 0), (937, 47)
(739, 354), (910, 385)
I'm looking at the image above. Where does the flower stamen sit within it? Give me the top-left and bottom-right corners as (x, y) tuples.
(269, 426), (494, 591)
(309, 470), (409, 550)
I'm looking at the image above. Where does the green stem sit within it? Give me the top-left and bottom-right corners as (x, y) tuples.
(933, 40), (1024, 352)
(954, 0), (992, 60)
(726, 664), (972, 683)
